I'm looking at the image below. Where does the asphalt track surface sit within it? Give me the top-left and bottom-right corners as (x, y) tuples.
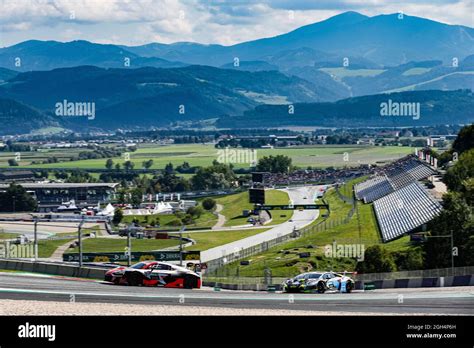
(0, 272), (473, 315)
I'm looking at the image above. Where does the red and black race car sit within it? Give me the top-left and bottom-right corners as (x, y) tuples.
(104, 261), (158, 285)
(104, 261), (201, 289)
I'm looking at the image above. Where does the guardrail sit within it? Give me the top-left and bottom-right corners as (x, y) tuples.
(355, 266), (474, 281)
(0, 259), (107, 279)
(203, 266), (474, 290)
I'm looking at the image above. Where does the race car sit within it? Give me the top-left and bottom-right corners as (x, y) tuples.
(107, 261), (201, 289)
(104, 261), (159, 285)
(282, 271), (355, 293)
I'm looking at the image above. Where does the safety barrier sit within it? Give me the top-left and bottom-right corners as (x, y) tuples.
(203, 274), (474, 291)
(0, 259), (107, 279)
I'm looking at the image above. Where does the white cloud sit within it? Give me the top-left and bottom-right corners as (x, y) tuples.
(0, 0), (472, 46)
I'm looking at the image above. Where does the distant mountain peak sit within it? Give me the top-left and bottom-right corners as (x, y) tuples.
(324, 11), (369, 23)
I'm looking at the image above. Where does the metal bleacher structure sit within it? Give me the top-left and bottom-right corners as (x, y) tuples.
(354, 156), (436, 203)
(354, 156), (442, 242)
(374, 182), (443, 242)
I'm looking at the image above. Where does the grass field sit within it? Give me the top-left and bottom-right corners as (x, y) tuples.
(185, 228), (269, 251)
(0, 148), (95, 167)
(0, 232), (19, 240)
(213, 178), (414, 277)
(122, 210), (217, 229)
(402, 67), (432, 76)
(0, 144), (414, 169)
(38, 238), (75, 258)
(319, 67), (385, 78)
(36, 226), (102, 258)
(216, 189), (291, 227)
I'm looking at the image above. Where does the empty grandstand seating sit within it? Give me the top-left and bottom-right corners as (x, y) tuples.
(354, 175), (394, 203)
(373, 182), (442, 242)
(354, 156), (436, 202)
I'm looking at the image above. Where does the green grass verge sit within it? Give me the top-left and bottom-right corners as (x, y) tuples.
(0, 232), (19, 240)
(121, 210), (217, 229)
(216, 189), (291, 227)
(38, 238), (75, 258)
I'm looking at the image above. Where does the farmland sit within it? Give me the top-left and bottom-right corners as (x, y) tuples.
(0, 143), (414, 170)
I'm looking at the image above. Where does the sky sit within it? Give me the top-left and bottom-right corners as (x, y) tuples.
(1, 0), (473, 47)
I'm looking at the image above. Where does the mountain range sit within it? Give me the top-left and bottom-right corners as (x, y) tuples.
(3, 12), (473, 72)
(120, 12), (474, 68)
(0, 11), (473, 133)
(0, 65), (321, 131)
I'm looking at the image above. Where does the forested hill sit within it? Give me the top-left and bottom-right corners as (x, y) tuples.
(217, 90), (474, 128)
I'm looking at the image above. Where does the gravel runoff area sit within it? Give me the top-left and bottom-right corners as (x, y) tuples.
(0, 299), (433, 316)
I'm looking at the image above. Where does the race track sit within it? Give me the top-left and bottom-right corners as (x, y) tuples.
(201, 185), (321, 262)
(0, 272), (472, 315)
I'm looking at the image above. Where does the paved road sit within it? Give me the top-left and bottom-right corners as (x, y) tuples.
(0, 272), (472, 314)
(201, 186), (321, 262)
(211, 204), (226, 229)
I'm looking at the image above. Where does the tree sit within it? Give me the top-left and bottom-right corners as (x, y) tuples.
(0, 183), (37, 212)
(123, 161), (134, 171)
(452, 124), (474, 155)
(191, 163), (236, 190)
(156, 172), (191, 192)
(66, 170), (95, 183)
(117, 189), (127, 204)
(393, 248), (424, 271)
(165, 162), (174, 174)
(443, 149), (474, 192)
(202, 198), (216, 211)
(356, 245), (397, 273)
(130, 187), (143, 206)
(142, 159), (154, 169)
(187, 206), (203, 218)
(424, 189), (474, 269)
(112, 208), (123, 225)
(105, 159), (114, 170)
(256, 155), (292, 173)
(54, 171), (68, 180)
(153, 182), (162, 193)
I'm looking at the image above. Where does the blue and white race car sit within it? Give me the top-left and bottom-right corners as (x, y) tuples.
(282, 271), (355, 293)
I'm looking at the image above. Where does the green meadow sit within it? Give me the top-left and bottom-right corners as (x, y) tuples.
(0, 144), (414, 170)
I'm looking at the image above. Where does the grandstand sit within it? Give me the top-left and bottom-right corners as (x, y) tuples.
(373, 182), (443, 242)
(354, 175), (394, 203)
(354, 156), (436, 202)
